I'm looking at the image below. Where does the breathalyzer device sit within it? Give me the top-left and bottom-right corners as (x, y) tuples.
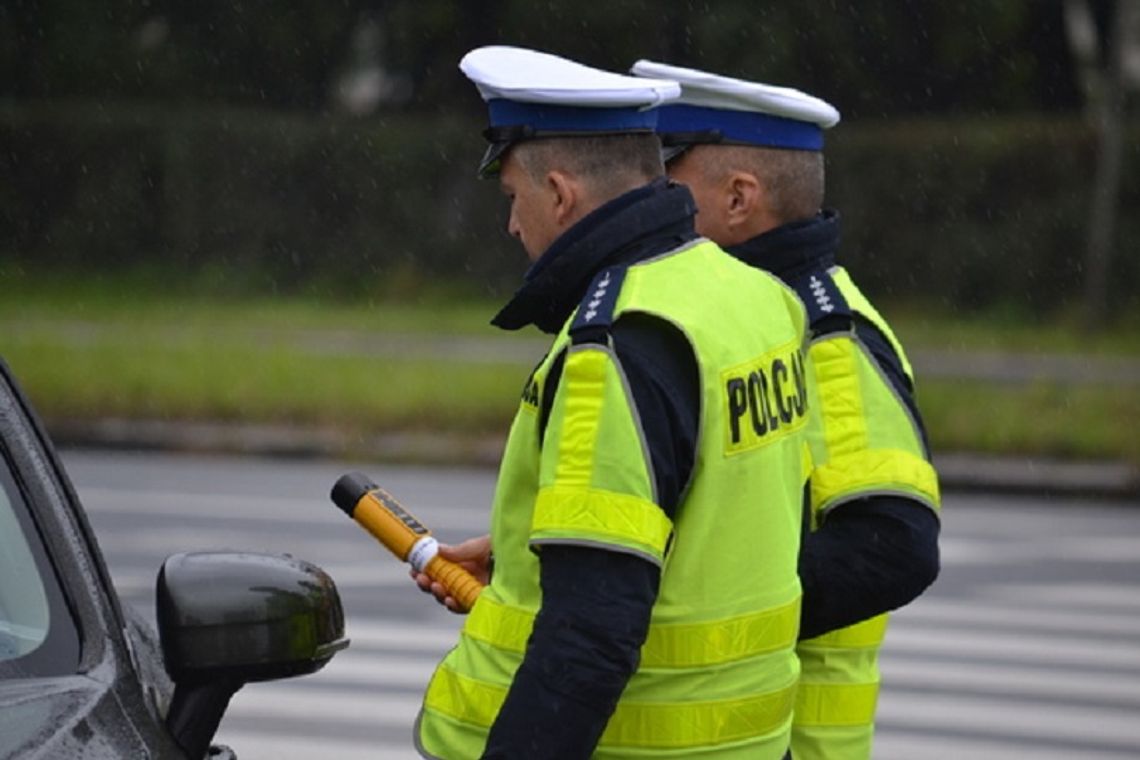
(330, 472), (483, 612)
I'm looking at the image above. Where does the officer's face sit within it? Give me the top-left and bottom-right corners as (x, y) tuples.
(666, 146), (736, 246)
(499, 151), (561, 261)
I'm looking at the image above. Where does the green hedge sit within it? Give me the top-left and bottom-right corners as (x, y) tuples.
(826, 119), (1139, 316)
(3, 101), (1137, 315)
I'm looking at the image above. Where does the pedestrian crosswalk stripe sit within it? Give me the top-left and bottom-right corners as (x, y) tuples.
(899, 596), (1140, 636)
(885, 624), (1140, 668)
(214, 729), (411, 760)
(880, 657), (1140, 703)
(343, 618), (463, 648)
(983, 582), (1140, 611)
(225, 684), (421, 728)
(302, 651), (439, 689)
(876, 691), (1140, 746)
(873, 731), (1139, 760)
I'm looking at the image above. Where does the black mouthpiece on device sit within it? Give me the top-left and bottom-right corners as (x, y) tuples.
(331, 472), (378, 517)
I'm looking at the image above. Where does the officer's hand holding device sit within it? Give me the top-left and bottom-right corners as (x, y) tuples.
(330, 472), (484, 612)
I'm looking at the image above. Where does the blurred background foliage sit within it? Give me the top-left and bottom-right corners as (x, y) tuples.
(1, 0), (1136, 318)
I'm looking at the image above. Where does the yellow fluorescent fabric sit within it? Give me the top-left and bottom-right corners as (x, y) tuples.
(532, 485), (673, 562)
(464, 594), (800, 668)
(796, 612), (887, 737)
(812, 449), (941, 514)
(637, 597), (800, 668)
(537, 344), (664, 558)
(793, 682), (880, 727)
(804, 613), (888, 649)
(551, 348), (607, 487)
(542, 344), (657, 502)
(830, 267), (914, 380)
(809, 337), (867, 460)
(807, 334), (938, 516)
(425, 664), (798, 749)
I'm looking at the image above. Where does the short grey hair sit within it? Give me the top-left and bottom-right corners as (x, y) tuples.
(698, 145), (824, 224)
(512, 133), (664, 199)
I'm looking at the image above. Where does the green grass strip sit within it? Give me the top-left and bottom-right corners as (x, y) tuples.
(2, 272), (1138, 465)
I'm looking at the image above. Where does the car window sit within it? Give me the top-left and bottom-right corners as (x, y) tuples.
(0, 454), (80, 675)
(0, 482), (49, 660)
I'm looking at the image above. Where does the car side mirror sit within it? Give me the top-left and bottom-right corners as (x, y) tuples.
(156, 551), (349, 759)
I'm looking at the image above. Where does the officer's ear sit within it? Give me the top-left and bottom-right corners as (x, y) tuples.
(725, 171), (762, 226)
(546, 169), (582, 227)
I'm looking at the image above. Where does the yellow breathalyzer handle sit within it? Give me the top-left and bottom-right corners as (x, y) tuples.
(330, 472), (483, 612)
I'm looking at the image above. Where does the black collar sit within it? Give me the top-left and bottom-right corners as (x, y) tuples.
(727, 209), (842, 282)
(492, 179), (698, 333)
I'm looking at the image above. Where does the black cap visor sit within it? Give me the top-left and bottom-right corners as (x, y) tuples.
(478, 124), (536, 178)
(660, 129), (726, 165)
(478, 141), (512, 178)
(661, 143), (690, 163)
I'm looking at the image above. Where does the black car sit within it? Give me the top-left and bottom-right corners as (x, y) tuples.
(0, 358), (348, 759)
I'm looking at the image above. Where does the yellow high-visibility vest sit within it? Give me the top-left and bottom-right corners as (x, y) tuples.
(792, 266), (940, 760)
(416, 239), (810, 758)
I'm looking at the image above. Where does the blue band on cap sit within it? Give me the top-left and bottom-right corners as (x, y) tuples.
(487, 99), (658, 133)
(656, 104), (823, 151)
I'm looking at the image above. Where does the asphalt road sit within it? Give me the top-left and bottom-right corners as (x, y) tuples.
(62, 448), (1140, 760)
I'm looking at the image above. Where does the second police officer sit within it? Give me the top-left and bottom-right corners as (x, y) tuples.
(630, 60), (942, 760)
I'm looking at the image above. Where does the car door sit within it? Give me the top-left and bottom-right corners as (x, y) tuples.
(0, 357), (185, 758)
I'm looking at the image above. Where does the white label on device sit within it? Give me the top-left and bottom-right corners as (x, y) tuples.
(408, 536), (439, 572)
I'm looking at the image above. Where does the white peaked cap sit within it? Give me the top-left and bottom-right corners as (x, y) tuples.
(462, 46), (680, 108)
(630, 59), (839, 127)
(459, 46), (681, 176)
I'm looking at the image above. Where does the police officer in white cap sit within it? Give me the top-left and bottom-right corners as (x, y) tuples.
(631, 60), (942, 760)
(412, 46), (813, 759)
